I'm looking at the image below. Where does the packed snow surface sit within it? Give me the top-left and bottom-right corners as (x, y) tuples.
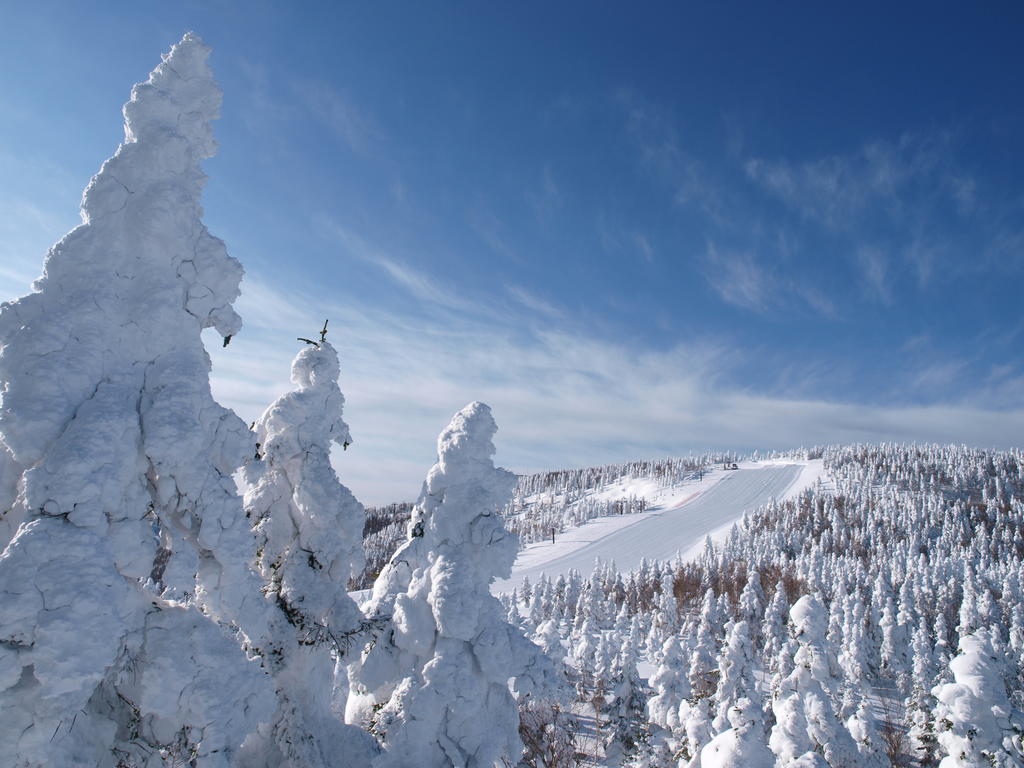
(492, 462), (807, 593)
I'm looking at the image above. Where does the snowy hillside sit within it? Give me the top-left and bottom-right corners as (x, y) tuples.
(356, 453), (820, 590)
(493, 460), (822, 594)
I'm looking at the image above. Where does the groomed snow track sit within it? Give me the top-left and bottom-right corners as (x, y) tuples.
(493, 464), (802, 592)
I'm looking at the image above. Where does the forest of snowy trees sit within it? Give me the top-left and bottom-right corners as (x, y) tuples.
(498, 443), (1024, 766)
(1, 33), (1023, 768)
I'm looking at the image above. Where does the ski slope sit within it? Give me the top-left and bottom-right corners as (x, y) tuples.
(492, 463), (805, 593)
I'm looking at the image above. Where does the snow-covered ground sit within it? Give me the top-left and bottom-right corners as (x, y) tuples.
(492, 460), (821, 594)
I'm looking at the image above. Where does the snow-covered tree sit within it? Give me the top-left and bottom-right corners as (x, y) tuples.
(647, 636), (691, 730)
(699, 698), (774, 768)
(677, 697), (713, 766)
(880, 594), (910, 691)
(0, 34), (274, 766)
(606, 637), (650, 760)
(762, 580), (789, 672)
(711, 620), (758, 733)
(689, 591), (721, 700)
(738, 572), (764, 645)
(237, 337), (375, 767)
(348, 402), (555, 767)
(844, 698), (887, 768)
(534, 618), (565, 660)
(932, 627), (1024, 767)
(768, 595), (860, 768)
(907, 691), (941, 768)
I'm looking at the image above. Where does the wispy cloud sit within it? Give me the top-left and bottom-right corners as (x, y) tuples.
(738, 130), (1013, 307)
(291, 80), (380, 155)
(855, 246), (892, 304)
(467, 205), (520, 263)
(506, 285), (563, 318)
(743, 133), (965, 231)
(702, 241), (835, 317)
(208, 268), (1024, 505)
(527, 166), (563, 223)
(596, 212), (658, 266)
(703, 243), (773, 312)
(319, 219), (483, 315)
(614, 87), (722, 221)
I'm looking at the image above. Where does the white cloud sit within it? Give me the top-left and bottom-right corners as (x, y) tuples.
(206, 269), (1024, 506)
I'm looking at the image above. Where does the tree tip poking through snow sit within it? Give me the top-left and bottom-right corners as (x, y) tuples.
(290, 340), (343, 391)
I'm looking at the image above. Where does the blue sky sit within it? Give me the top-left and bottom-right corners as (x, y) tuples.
(2, 2), (1023, 503)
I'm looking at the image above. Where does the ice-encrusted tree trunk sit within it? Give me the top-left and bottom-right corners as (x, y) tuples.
(0, 34), (274, 766)
(237, 338), (377, 767)
(347, 402), (557, 767)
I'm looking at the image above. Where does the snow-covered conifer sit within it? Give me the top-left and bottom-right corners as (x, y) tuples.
(593, 632), (616, 700)
(659, 571), (680, 630)
(957, 568), (981, 640)
(739, 572), (764, 645)
(573, 618), (599, 671)
(689, 593), (721, 700)
(844, 698), (887, 768)
(932, 627), (1024, 767)
(699, 698), (773, 768)
(647, 636), (691, 730)
(768, 595), (860, 768)
(534, 618), (564, 661)
(0, 34), (274, 766)
(348, 402), (554, 767)
(711, 620), (758, 733)
(880, 594), (911, 691)
(608, 640), (649, 759)
(934, 612), (953, 683)
(677, 697), (713, 766)
(762, 580), (789, 672)
(237, 338), (374, 767)
(508, 599), (526, 629)
(907, 687), (940, 767)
